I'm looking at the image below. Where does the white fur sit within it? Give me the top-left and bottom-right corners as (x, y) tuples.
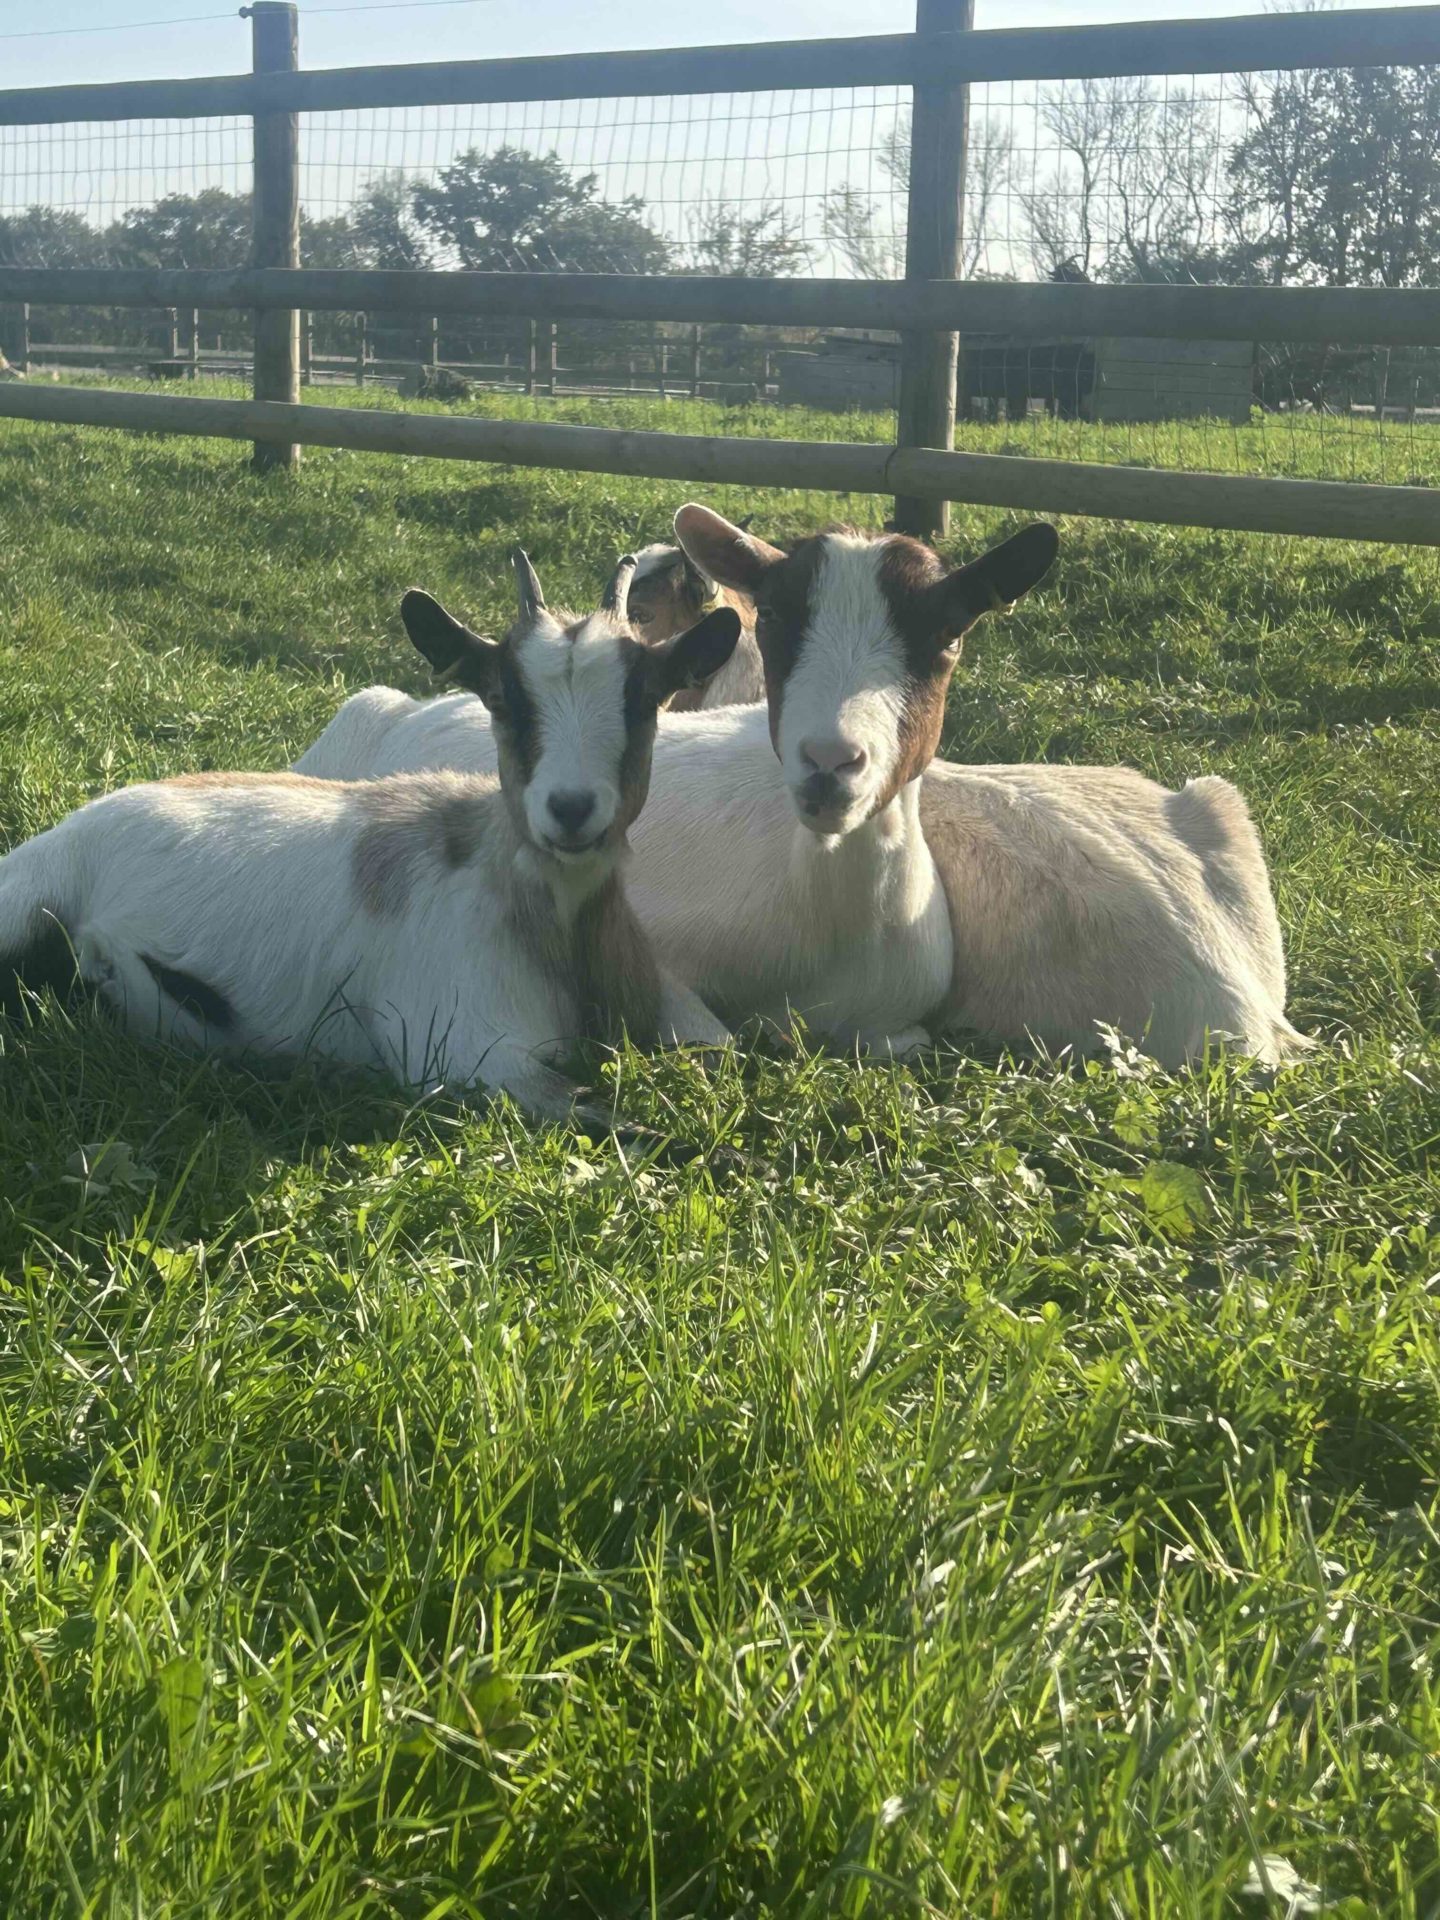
(302, 696), (954, 1054)
(632, 542), (683, 582)
(778, 539), (910, 831)
(295, 690), (1305, 1066)
(516, 613), (629, 852)
(0, 773), (581, 1102)
(0, 619), (734, 1123)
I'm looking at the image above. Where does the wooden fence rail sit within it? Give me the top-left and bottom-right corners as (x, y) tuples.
(4, 1), (1440, 538)
(3, 5), (1439, 125)
(6, 270), (1440, 350)
(2, 381), (1436, 546)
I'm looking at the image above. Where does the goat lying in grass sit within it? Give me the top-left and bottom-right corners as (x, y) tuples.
(0, 554), (741, 1126)
(299, 508), (1308, 1067)
(299, 510), (1061, 1059)
(640, 521), (1306, 1063)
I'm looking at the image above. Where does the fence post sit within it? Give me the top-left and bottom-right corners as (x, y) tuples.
(300, 311), (313, 385)
(355, 312), (367, 385)
(527, 319), (538, 396)
(188, 308), (200, 379)
(546, 321), (558, 397)
(894, 0), (972, 540)
(427, 313), (439, 370)
(11, 304), (31, 375)
(246, 1), (300, 470)
(690, 323), (701, 399)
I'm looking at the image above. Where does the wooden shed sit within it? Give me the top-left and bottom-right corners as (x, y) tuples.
(1089, 336), (1254, 424)
(777, 328), (1255, 424)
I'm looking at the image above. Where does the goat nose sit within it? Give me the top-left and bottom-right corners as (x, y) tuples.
(799, 736), (868, 777)
(547, 789), (597, 835)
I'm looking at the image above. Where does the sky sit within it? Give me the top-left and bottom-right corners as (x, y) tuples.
(0, 0), (1415, 280)
(0, 0), (1411, 90)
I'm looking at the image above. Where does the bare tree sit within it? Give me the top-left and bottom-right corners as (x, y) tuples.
(687, 200), (811, 276)
(822, 109), (1013, 279)
(1019, 78), (1226, 282)
(880, 112), (1014, 277)
(820, 183), (904, 280)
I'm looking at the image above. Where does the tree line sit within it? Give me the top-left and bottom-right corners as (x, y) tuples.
(3, 63), (1437, 385)
(5, 63), (1436, 292)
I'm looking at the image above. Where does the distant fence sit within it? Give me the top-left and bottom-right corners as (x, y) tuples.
(10, 314), (803, 402)
(2, 3), (1440, 543)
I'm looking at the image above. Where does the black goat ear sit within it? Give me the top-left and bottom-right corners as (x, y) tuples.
(929, 524), (1060, 641)
(400, 589), (502, 698)
(646, 606), (741, 701)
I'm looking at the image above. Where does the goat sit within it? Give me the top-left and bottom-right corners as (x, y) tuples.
(622, 522), (1307, 1064)
(298, 508), (1306, 1067)
(297, 509), (1060, 1058)
(628, 542), (763, 710)
(0, 555), (742, 1126)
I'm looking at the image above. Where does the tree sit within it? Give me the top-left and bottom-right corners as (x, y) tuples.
(411, 146), (669, 273)
(0, 207), (113, 347)
(0, 205), (108, 267)
(108, 188), (251, 269)
(820, 183), (903, 280)
(879, 113), (1013, 277)
(1019, 79), (1227, 283)
(349, 169), (430, 270)
(820, 111), (1012, 279)
(687, 200), (810, 276)
(300, 213), (360, 269)
(1228, 64), (1440, 286)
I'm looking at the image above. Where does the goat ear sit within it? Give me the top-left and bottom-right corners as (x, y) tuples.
(929, 523), (1060, 642)
(646, 606), (741, 701)
(674, 503), (784, 596)
(681, 550), (719, 601)
(400, 589), (502, 698)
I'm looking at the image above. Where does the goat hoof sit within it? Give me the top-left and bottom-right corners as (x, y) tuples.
(866, 1026), (933, 1063)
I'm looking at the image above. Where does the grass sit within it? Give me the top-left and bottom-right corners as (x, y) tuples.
(0, 391), (1438, 1918)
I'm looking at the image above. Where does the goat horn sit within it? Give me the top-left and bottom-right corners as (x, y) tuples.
(602, 553), (637, 622)
(511, 547), (545, 619)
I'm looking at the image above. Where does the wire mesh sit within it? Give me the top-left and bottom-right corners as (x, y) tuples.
(1, 61), (1438, 486)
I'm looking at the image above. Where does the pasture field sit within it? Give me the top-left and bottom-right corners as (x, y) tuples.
(1, 387), (1439, 1918)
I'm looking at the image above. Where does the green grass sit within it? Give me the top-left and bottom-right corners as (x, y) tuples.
(1, 394), (1439, 1919)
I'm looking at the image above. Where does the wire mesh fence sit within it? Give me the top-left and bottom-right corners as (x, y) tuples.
(4, 55), (1440, 486)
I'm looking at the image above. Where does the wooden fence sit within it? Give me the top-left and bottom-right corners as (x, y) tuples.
(10, 317), (802, 402)
(3, 3), (1440, 542)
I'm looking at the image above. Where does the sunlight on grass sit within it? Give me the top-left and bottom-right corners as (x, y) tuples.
(0, 401), (1438, 1916)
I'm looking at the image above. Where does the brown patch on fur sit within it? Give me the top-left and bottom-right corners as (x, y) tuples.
(751, 538), (826, 752)
(875, 537), (960, 807)
(630, 555), (762, 713)
(170, 770), (314, 790)
(438, 791), (490, 868)
(572, 874), (662, 1046)
(352, 778), (498, 918)
(505, 865), (661, 1049)
(352, 813), (419, 918)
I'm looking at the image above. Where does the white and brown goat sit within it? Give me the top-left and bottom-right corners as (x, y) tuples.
(0, 554), (740, 1121)
(298, 507), (1307, 1067)
(627, 541), (763, 709)
(298, 511), (1060, 1057)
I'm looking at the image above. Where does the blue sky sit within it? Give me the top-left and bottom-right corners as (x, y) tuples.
(2, 0), (1404, 89)
(0, 0), (1409, 280)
